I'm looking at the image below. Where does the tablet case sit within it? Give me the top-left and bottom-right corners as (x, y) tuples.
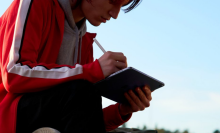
(94, 67), (165, 104)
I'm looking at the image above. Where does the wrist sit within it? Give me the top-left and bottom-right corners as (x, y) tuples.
(118, 103), (130, 116)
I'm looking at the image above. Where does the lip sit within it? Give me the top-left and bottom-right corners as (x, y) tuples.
(101, 17), (107, 23)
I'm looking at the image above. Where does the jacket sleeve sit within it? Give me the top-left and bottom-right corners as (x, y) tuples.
(103, 103), (132, 131)
(1, 0), (104, 93)
(0, 17), (2, 27)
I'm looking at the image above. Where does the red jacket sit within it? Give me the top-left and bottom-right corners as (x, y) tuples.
(0, 0), (131, 132)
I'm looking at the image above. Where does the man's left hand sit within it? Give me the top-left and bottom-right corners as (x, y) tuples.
(119, 85), (152, 116)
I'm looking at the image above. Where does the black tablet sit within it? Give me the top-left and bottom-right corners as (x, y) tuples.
(94, 67), (165, 104)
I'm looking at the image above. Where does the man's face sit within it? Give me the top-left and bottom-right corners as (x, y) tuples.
(80, 0), (130, 26)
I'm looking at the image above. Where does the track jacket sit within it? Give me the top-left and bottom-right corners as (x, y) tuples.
(0, 0), (131, 132)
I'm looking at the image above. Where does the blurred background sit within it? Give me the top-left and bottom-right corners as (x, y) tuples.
(1, 0), (220, 133)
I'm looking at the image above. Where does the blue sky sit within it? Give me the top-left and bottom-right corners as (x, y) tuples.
(1, 0), (220, 133)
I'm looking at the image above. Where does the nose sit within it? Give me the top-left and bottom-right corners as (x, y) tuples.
(109, 7), (121, 19)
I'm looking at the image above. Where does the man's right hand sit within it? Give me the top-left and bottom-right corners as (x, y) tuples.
(98, 51), (127, 78)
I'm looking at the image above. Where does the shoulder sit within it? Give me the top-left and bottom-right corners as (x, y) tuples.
(32, 0), (54, 7)
(31, 0), (56, 11)
(20, 0), (62, 14)
(26, 0), (64, 21)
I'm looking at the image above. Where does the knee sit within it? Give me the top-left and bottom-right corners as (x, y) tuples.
(69, 79), (93, 91)
(61, 79), (98, 97)
(60, 80), (101, 104)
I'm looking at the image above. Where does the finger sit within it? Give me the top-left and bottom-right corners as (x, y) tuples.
(115, 61), (127, 70)
(112, 66), (120, 73)
(128, 90), (145, 111)
(124, 92), (140, 112)
(105, 60), (120, 73)
(143, 85), (152, 101)
(136, 88), (150, 107)
(106, 51), (127, 63)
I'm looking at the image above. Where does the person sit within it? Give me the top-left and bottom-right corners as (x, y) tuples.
(0, 0), (152, 132)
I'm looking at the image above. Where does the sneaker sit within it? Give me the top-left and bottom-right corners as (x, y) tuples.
(32, 127), (60, 133)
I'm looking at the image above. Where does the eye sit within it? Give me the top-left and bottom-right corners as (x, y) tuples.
(109, 0), (125, 5)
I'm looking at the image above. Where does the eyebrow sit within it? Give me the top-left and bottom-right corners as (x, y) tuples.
(110, 0), (130, 6)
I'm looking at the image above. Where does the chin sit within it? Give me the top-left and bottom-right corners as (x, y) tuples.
(88, 20), (101, 27)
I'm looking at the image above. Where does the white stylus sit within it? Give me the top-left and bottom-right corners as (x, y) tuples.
(93, 38), (106, 53)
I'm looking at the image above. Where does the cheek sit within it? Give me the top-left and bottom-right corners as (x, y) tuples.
(81, 1), (99, 22)
(86, 0), (92, 4)
(109, 0), (125, 5)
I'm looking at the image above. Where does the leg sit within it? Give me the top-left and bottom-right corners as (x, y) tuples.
(16, 80), (106, 133)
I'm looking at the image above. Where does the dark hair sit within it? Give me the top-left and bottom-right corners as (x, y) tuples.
(122, 0), (142, 13)
(73, 0), (142, 13)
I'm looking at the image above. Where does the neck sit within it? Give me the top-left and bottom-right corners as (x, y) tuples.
(71, 4), (85, 24)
